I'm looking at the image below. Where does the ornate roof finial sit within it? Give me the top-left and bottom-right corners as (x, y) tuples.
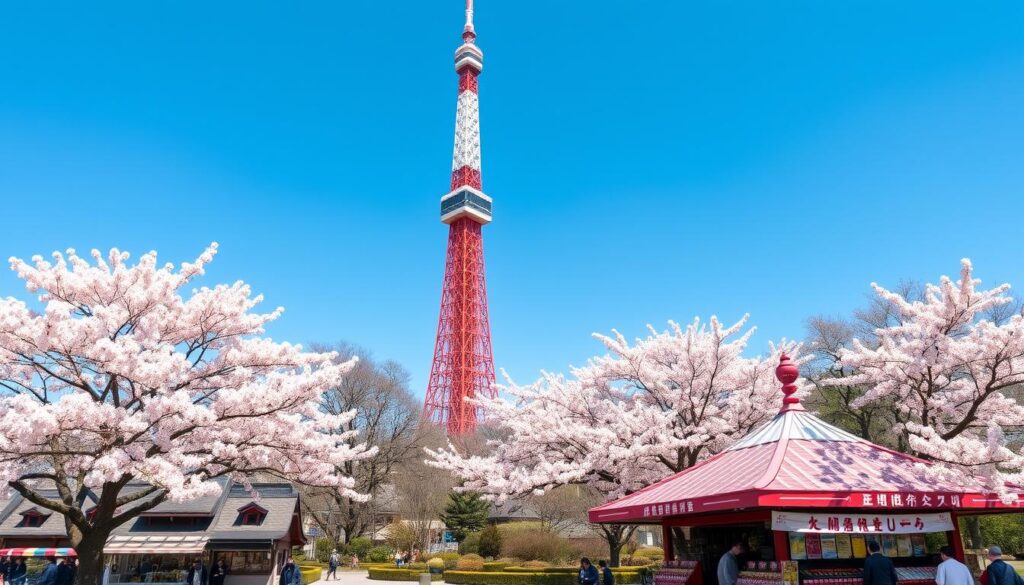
(776, 352), (804, 413)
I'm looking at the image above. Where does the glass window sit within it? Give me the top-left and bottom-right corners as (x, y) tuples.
(214, 551), (273, 575)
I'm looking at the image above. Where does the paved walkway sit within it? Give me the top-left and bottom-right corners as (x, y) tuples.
(310, 568), (408, 585)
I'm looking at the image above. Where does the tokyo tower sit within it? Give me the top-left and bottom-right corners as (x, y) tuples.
(423, 0), (497, 436)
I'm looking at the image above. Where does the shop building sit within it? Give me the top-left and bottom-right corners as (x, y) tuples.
(590, 354), (1023, 585)
(0, 480), (305, 585)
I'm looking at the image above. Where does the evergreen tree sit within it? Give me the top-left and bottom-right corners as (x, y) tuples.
(440, 491), (490, 543)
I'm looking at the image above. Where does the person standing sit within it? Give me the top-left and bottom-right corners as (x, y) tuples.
(935, 546), (973, 585)
(37, 558), (58, 585)
(718, 542), (745, 585)
(187, 559), (209, 585)
(210, 559), (228, 585)
(279, 558), (301, 585)
(350, 554), (359, 570)
(8, 559), (26, 585)
(55, 557), (75, 585)
(863, 541), (898, 585)
(981, 547), (1024, 585)
(598, 560), (614, 585)
(579, 558), (599, 585)
(327, 552), (339, 581)
(1, 555), (10, 584)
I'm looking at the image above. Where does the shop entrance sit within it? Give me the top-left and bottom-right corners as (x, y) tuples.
(684, 524), (774, 585)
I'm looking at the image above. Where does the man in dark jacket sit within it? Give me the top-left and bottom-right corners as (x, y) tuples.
(8, 558), (27, 585)
(579, 558), (599, 585)
(984, 547), (1024, 585)
(187, 559), (209, 585)
(863, 541), (898, 585)
(37, 558), (59, 585)
(279, 558), (301, 585)
(55, 557), (76, 585)
(598, 560), (615, 585)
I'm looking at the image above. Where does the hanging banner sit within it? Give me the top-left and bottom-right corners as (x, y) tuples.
(771, 511), (953, 534)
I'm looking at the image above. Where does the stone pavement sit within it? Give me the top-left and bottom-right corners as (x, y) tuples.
(309, 568), (409, 585)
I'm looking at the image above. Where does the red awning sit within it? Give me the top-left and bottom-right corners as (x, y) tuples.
(0, 548), (76, 558)
(590, 409), (1024, 524)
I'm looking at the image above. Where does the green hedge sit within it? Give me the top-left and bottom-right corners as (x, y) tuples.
(483, 562), (512, 572)
(500, 567), (644, 582)
(443, 571), (574, 585)
(367, 568), (443, 582)
(300, 566), (322, 585)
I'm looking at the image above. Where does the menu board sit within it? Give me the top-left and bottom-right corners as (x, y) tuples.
(911, 535), (927, 557)
(851, 535), (867, 559)
(896, 535), (913, 557)
(835, 534), (853, 559)
(820, 534), (839, 560)
(789, 533), (807, 560)
(805, 534), (823, 560)
(882, 535), (899, 558)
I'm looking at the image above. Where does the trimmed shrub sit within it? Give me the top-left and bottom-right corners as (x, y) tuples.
(521, 561), (551, 570)
(483, 562), (511, 572)
(367, 546), (396, 563)
(443, 571), (574, 585)
(457, 554), (486, 571)
(427, 558), (445, 573)
(479, 525), (503, 559)
(407, 563), (428, 571)
(500, 529), (572, 563)
(368, 568), (443, 582)
(300, 566), (322, 585)
(634, 547), (664, 560)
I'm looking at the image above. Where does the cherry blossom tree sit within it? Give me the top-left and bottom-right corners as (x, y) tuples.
(428, 315), (800, 565)
(828, 259), (1024, 500)
(0, 245), (373, 585)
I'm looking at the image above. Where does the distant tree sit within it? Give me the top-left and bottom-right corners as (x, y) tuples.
(301, 345), (420, 544)
(396, 425), (456, 552)
(529, 485), (601, 534)
(441, 491), (490, 543)
(477, 524), (503, 559)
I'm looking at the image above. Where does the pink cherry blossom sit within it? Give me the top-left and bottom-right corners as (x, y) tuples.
(428, 315), (803, 501)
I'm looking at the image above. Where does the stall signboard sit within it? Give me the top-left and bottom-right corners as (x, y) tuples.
(772, 511), (954, 534)
(781, 561), (799, 585)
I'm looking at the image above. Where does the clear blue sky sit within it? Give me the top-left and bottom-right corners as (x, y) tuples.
(1, 1), (1022, 398)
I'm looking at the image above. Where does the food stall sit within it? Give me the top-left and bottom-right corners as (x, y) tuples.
(589, 355), (1024, 585)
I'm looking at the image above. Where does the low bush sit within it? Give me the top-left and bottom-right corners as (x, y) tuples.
(457, 554), (486, 571)
(347, 536), (374, 559)
(482, 562), (511, 572)
(427, 558), (445, 572)
(407, 563), (428, 571)
(634, 547), (665, 560)
(367, 568), (443, 582)
(367, 546), (396, 563)
(443, 571), (574, 585)
(479, 525), (503, 559)
(521, 561), (551, 570)
(299, 566), (322, 585)
(462, 532), (481, 555)
(500, 529), (572, 563)
(314, 537), (338, 563)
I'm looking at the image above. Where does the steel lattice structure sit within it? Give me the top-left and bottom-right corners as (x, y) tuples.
(423, 0), (497, 436)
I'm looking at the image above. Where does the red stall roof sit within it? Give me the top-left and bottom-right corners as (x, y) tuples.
(589, 354), (1024, 524)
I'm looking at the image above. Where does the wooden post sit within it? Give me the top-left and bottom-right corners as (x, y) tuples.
(663, 523), (674, 561)
(948, 511), (966, 562)
(773, 531), (790, 562)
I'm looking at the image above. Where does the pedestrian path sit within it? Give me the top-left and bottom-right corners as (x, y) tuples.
(309, 568), (409, 585)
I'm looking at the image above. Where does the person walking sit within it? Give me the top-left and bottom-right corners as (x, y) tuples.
(187, 559), (209, 585)
(37, 558), (58, 585)
(394, 551), (403, 568)
(279, 558), (302, 585)
(718, 542), (745, 585)
(579, 558), (599, 585)
(210, 559), (228, 585)
(935, 546), (973, 585)
(981, 547), (1024, 585)
(863, 541), (898, 585)
(598, 560), (614, 585)
(327, 551), (339, 581)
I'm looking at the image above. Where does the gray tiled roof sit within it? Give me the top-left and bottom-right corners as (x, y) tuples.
(0, 490), (80, 538)
(119, 478), (229, 516)
(207, 484), (299, 541)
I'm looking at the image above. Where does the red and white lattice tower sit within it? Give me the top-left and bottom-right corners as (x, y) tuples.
(423, 0), (497, 436)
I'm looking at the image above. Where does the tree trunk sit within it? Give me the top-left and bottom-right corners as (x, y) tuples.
(964, 517), (982, 549)
(71, 529), (111, 585)
(601, 525), (636, 568)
